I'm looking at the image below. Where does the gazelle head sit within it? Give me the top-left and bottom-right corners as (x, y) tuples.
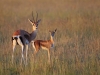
(49, 29), (57, 37)
(28, 12), (41, 31)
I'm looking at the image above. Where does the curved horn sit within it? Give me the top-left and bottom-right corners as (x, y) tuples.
(28, 19), (33, 25)
(32, 11), (35, 22)
(36, 12), (38, 22)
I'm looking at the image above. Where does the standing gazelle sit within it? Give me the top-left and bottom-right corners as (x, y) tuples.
(12, 12), (41, 65)
(32, 29), (57, 63)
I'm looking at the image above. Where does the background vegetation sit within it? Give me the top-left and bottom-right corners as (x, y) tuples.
(0, 0), (100, 75)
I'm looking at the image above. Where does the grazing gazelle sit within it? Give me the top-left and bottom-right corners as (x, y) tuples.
(32, 29), (57, 63)
(12, 12), (41, 65)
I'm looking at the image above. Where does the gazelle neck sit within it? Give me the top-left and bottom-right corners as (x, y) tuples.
(50, 35), (54, 43)
(30, 30), (37, 41)
(50, 34), (55, 48)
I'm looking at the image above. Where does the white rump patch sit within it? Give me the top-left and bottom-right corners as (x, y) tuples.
(13, 35), (21, 45)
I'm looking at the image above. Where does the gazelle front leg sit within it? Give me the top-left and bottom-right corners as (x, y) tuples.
(48, 49), (51, 63)
(25, 44), (29, 65)
(31, 41), (37, 59)
(33, 48), (38, 63)
(21, 45), (25, 65)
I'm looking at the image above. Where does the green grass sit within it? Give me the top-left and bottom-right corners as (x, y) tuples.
(0, 0), (100, 75)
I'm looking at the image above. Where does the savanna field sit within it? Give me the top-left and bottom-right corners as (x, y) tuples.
(0, 0), (100, 75)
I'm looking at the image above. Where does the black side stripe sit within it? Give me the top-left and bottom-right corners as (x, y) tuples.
(19, 36), (24, 45)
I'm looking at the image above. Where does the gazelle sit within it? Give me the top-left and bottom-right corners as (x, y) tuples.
(32, 29), (57, 63)
(12, 12), (41, 65)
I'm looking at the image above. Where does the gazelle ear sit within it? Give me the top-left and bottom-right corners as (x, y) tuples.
(28, 19), (34, 25)
(55, 29), (57, 32)
(37, 19), (41, 24)
(36, 19), (41, 27)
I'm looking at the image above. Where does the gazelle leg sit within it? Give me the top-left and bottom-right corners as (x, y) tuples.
(26, 44), (29, 65)
(48, 49), (51, 63)
(12, 39), (17, 64)
(21, 45), (25, 65)
(12, 44), (16, 64)
(33, 49), (38, 62)
(32, 42), (37, 60)
(17, 36), (26, 65)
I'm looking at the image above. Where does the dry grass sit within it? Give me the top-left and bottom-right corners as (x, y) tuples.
(0, 0), (100, 75)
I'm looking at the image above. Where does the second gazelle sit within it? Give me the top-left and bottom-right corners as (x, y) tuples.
(32, 29), (57, 63)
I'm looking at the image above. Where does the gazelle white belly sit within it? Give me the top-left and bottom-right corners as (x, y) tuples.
(41, 46), (48, 50)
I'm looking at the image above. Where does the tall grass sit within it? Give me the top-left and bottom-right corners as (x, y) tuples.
(0, 0), (100, 75)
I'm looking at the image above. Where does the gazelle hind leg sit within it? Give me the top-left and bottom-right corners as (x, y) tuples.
(12, 44), (16, 64)
(12, 39), (17, 64)
(17, 36), (26, 65)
